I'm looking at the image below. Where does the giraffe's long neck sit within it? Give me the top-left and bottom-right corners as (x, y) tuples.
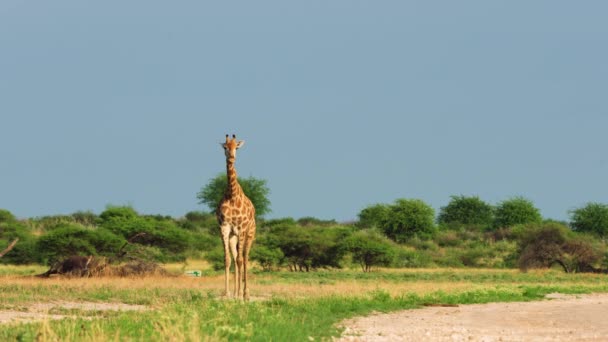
(225, 160), (241, 198)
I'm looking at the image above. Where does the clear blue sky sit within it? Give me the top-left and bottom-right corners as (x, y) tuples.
(1, 1), (607, 222)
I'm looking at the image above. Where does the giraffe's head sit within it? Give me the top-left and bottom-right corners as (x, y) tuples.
(221, 134), (245, 163)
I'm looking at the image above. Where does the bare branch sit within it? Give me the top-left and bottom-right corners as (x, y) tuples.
(0, 238), (19, 258)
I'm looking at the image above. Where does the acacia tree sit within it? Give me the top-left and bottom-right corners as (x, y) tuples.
(382, 199), (436, 242)
(345, 229), (396, 272)
(197, 174), (271, 218)
(570, 202), (608, 239)
(517, 223), (603, 273)
(437, 195), (493, 228)
(493, 197), (542, 229)
(357, 204), (390, 229)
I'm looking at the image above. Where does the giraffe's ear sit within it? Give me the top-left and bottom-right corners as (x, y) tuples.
(236, 141), (245, 149)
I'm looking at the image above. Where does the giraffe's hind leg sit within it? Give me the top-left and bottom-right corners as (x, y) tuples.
(220, 224), (232, 298)
(229, 234), (239, 298)
(242, 231), (255, 300)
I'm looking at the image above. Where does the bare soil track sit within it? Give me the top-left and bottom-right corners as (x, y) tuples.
(338, 293), (608, 341)
(0, 301), (148, 325)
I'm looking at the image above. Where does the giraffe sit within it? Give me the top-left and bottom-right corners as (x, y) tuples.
(217, 134), (256, 300)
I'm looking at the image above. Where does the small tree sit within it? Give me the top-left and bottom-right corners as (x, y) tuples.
(36, 224), (125, 265)
(0, 209), (16, 223)
(517, 223), (604, 273)
(493, 197), (541, 229)
(570, 202), (608, 239)
(345, 229), (396, 272)
(197, 174), (271, 218)
(266, 224), (350, 271)
(250, 245), (284, 271)
(382, 199), (435, 242)
(438, 195), (493, 228)
(99, 206), (192, 262)
(0, 209), (38, 264)
(357, 204), (390, 229)
(99, 205), (138, 223)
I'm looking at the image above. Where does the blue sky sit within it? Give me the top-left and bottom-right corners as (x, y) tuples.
(1, 1), (607, 222)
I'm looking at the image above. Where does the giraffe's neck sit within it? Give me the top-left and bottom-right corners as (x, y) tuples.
(225, 160), (241, 198)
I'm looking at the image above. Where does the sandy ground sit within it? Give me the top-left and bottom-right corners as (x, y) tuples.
(337, 293), (608, 342)
(0, 301), (148, 325)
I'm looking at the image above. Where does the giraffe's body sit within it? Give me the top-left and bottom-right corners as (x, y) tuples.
(217, 134), (256, 300)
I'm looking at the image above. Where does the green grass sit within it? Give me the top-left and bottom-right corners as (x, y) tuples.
(2, 267), (608, 341)
(251, 268), (608, 289)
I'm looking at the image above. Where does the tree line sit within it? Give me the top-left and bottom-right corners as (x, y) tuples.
(1, 174), (608, 273)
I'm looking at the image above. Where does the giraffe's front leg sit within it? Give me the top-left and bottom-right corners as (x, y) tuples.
(229, 234), (239, 298)
(220, 224), (232, 298)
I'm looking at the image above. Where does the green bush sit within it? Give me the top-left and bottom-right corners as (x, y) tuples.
(434, 230), (462, 247)
(394, 247), (435, 268)
(99, 209), (192, 262)
(205, 245), (228, 271)
(382, 199), (436, 242)
(493, 197), (542, 229)
(570, 202), (608, 238)
(35, 224), (125, 265)
(250, 245), (284, 271)
(344, 229), (397, 272)
(0, 209), (16, 223)
(71, 211), (98, 226)
(263, 224), (351, 271)
(357, 204), (390, 229)
(438, 195), (493, 228)
(180, 211), (218, 233)
(27, 215), (77, 232)
(98, 205), (138, 223)
(0, 209), (38, 264)
(260, 217), (297, 230)
(189, 232), (219, 256)
(297, 217), (337, 227)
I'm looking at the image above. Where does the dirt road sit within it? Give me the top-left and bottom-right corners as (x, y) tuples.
(338, 293), (608, 341)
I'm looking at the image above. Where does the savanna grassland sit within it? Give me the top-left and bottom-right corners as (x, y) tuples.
(2, 262), (608, 341)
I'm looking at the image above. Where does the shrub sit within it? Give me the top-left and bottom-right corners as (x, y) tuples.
(382, 199), (436, 242)
(72, 211), (98, 226)
(394, 247), (435, 268)
(250, 245), (284, 271)
(493, 197), (542, 229)
(297, 217), (337, 227)
(266, 225), (351, 271)
(260, 217), (297, 230)
(0, 209), (16, 223)
(517, 223), (604, 273)
(0, 210), (38, 264)
(189, 232), (219, 256)
(100, 212), (191, 262)
(570, 202), (608, 239)
(344, 229), (397, 272)
(357, 204), (390, 229)
(180, 211), (218, 232)
(205, 245), (228, 271)
(36, 224), (125, 265)
(435, 230), (462, 247)
(29, 215), (77, 232)
(438, 195), (493, 228)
